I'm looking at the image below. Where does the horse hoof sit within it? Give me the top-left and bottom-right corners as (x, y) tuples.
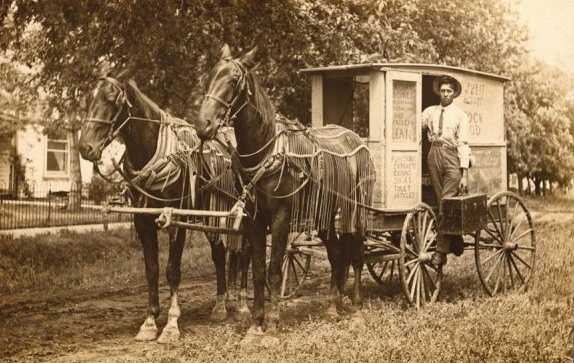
(265, 320), (279, 334)
(349, 311), (367, 331)
(326, 305), (340, 320)
(210, 305), (228, 322)
(226, 300), (238, 312)
(135, 327), (158, 342)
(240, 326), (264, 347)
(234, 307), (251, 324)
(157, 326), (180, 344)
(226, 293), (239, 312)
(266, 304), (281, 332)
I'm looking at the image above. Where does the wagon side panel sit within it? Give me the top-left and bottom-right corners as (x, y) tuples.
(369, 70), (386, 208)
(455, 73), (507, 195)
(468, 146), (507, 195)
(384, 71), (422, 210)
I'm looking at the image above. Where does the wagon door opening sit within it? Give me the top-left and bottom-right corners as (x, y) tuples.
(421, 74), (441, 208)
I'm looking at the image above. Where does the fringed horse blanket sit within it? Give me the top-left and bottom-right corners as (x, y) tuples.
(245, 119), (376, 236)
(123, 111), (239, 243)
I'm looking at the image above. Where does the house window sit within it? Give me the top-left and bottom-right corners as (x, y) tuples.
(46, 134), (68, 176)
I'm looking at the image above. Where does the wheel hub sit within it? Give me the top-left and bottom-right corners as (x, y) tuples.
(503, 241), (518, 251)
(418, 252), (432, 263)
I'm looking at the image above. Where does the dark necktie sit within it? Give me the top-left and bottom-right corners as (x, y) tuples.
(438, 108), (444, 136)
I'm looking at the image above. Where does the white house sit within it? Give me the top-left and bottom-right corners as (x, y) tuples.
(0, 124), (93, 197)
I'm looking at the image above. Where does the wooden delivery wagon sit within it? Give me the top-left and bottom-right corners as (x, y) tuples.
(279, 63), (536, 307)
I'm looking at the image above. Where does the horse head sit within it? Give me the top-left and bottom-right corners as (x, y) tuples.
(197, 44), (259, 140)
(79, 68), (134, 162)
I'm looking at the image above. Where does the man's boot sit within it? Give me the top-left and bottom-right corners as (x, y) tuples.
(449, 235), (465, 256)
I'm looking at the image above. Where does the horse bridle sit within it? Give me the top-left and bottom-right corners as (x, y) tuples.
(85, 76), (133, 156)
(203, 59), (252, 129)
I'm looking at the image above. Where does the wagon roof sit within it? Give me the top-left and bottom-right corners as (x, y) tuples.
(299, 63), (510, 82)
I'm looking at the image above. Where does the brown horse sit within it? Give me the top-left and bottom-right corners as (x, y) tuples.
(194, 45), (376, 343)
(79, 70), (250, 343)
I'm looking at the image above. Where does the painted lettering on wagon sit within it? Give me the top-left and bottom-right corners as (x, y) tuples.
(462, 81), (486, 107)
(392, 80), (417, 143)
(392, 153), (417, 200)
(462, 80), (486, 137)
(468, 111), (482, 137)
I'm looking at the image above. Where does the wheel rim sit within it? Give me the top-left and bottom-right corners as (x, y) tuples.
(365, 233), (400, 286)
(367, 259), (398, 286)
(399, 204), (442, 308)
(280, 251), (312, 299)
(475, 192), (536, 296)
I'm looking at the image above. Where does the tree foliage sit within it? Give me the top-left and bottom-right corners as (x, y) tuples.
(1, 0), (573, 193)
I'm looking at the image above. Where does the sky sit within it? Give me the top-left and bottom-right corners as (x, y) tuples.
(518, 0), (574, 75)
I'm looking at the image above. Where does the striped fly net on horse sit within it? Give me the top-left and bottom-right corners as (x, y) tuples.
(122, 112), (239, 243)
(270, 120), (376, 236)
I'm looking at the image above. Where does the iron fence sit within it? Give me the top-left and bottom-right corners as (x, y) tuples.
(0, 186), (132, 230)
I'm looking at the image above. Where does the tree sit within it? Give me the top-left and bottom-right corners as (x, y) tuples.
(505, 57), (574, 195)
(0, 58), (33, 134)
(2, 0), (571, 199)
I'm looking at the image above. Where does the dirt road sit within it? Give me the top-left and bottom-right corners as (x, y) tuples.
(0, 267), (335, 363)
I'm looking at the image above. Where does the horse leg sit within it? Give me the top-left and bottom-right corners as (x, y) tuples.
(157, 227), (186, 344)
(241, 219), (267, 345)
(226, 247), (239, 312)
(209, 235), (228, 321)
(235, 238), (252, 324)
(346, 233), (365, 308)
(134, 215), (160, 341)
(266, 206), (290, 332)
(345, 233), (367, 330)
(324, 234), (344, 318)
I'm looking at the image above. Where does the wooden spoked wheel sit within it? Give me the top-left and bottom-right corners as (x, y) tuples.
(365, 232), (401, 286)
(280, 248), (312, 299)
(475, 191), (536, 296)
(399, 203), (442, 308)
(367, 258), (399, 286)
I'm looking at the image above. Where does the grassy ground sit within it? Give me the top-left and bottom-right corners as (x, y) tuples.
(0, 228), (213, 295)
(522, 193), (574, 213)
(110, 221), (573, 363)
(0, 195), (572, 362)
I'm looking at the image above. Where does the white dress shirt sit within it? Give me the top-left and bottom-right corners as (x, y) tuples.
(422, 103), (471, 168)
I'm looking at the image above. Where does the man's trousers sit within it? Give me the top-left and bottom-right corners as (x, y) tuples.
(427, 143), (463, 255)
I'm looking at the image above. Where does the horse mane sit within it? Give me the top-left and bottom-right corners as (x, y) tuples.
(248, 69), (276, 129)
(126, 79), (166, 120)
(245, 68), (307, 132)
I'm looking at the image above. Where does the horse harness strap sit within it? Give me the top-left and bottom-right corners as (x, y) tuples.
(204, 60), (253, 128)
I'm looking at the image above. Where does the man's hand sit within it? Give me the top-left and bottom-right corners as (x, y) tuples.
(459, 168), (469, 195)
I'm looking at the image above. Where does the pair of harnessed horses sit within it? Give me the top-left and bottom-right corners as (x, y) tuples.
(79, 44), (375, 345)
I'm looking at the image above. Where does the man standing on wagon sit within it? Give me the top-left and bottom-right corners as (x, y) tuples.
(422, 75), (471, 267)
